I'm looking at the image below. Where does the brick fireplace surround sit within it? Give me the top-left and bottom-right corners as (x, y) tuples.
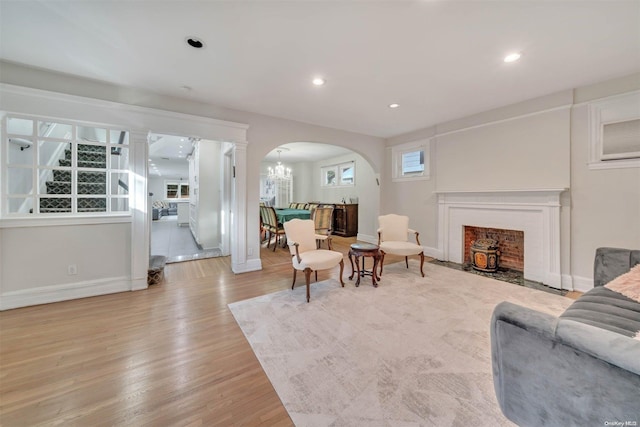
(437, 189), (566, 289)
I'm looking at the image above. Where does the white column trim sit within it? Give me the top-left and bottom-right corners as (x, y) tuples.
(130, 130), (150, 291)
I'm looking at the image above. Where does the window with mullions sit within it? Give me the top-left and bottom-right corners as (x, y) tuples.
(4, 115), (130, 216)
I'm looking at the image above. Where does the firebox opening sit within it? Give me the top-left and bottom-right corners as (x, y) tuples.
(464, 226), (524, 272)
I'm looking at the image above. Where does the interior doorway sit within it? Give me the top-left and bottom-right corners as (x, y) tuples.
(148, 133), (226, 262)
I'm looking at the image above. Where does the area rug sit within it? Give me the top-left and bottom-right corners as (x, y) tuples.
(228, 261), (573, 426)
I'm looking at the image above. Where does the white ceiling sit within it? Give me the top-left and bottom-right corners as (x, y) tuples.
(149, 133), (345, 178)
(1, 1), (639, 138)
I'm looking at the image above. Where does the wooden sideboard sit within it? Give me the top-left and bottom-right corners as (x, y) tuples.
(333, 203), (358, 237)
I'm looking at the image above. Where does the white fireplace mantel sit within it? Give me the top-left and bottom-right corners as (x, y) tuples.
(437, 189), (567, 288)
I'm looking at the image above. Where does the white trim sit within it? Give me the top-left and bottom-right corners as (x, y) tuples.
(423, 246), (442, 260)
(572, 275), (594, 293)
(0, 84), (249, 132)
(588, 91), (640, 169)
(232, 258), (262, 274)
(231, 141), (248, 274)
(391, 139), (431, 182)
(437, 189), (567, 289)
(433, 104), (572, 138)
(561, 274), (574, 291)
(0, 214), (131, 228)
(1, 276), (131, 311)
(130, 131), (149, 292)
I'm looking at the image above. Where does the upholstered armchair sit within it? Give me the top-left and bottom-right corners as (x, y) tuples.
(283, 219), (345, 302)
(377, 214), (425, 277)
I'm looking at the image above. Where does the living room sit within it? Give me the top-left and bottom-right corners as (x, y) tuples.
(0, 1), (638, 425)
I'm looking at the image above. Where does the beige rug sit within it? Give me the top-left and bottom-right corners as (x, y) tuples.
(228, 261), (573, 426)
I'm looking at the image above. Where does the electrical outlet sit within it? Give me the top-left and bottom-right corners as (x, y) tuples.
(67, 264), (77, 275)
(248, 247), (253, 256)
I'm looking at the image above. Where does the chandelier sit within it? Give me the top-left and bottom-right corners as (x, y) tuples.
(268, 150), (292, 180)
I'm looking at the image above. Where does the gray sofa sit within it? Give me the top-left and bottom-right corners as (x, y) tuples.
(491, 247), (640, 426)
(152, 202), (178, 220)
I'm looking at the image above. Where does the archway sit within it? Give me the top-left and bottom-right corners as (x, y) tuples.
(257, 141), (381, 264)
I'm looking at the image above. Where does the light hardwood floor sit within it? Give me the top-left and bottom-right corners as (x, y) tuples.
(3, 235), (571, 426)
(1, 236), (416, 426)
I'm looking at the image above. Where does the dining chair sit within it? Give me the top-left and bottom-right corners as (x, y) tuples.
(284, 219), (344, 302)
(312, 206), (334, 248)
(261, 206), (285, 251)
(377, 214), (425, 277)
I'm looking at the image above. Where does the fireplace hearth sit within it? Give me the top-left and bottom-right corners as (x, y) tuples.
(430, 259), (567, 296)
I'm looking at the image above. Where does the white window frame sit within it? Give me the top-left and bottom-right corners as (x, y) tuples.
(588, 91), (640, 170)
(2, 113), (131, 217)
(391, 139), (431, 182)
(321, 161), (355, 188)
(164, 180), (189, 200)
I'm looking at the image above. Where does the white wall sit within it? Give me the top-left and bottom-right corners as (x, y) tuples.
(260, 152), (380, 240)
(570, 74), (640, 289)
(385, 75), (640, 289)
(0, 222), (131, 308)
(148, 177), (166, 201)
(310, 152), (379, 241)
(435, 108), (570, 192)
(197, 140), (222, 249)
(0, 60), (384, 308)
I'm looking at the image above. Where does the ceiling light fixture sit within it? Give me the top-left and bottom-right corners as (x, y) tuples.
(312, 77), (326, 86)
(268, 150), (292, 181)
(389, 103), (400, 109)
(186, 37), (205, 49)
(504, 52), (522, 63)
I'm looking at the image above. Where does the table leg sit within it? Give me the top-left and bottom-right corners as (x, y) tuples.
(355, 255), (362, 287)
(348, 251), (355, 280)
(372, 254), (380, 287)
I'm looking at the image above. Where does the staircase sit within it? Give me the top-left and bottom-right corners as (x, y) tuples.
(39, 144), (108, 213)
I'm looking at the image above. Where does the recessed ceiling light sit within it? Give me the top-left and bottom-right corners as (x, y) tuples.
(504, 52), (522, 63)
(312, 77), (326, 86)
(389, 103), (400, 109)
(186, 37), (205, 49)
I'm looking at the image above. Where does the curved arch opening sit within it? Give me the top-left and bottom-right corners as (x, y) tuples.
(257, 141), (381, 266)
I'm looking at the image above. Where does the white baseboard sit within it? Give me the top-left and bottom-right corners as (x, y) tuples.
(423, 246), (442, 260)
(1, 276), (131, 311)
(233, 258), (262, 274)
(561, 274), (574, 291)
(572, 275), (594, 293)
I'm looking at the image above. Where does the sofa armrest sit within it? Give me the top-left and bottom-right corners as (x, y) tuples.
(556, 319), (640, 375)
(491, 301), (640, 426)
(491, 301), (557, 341)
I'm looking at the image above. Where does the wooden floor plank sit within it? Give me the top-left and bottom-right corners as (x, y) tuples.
(1, 235), (422, 426)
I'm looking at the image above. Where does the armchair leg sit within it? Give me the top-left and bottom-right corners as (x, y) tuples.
(315, 271), (318, 282)
(304, 268), (312, 302)
(291, 269), (297, 289)
(338, 259), (345, 287)
(379, 251), (386, 276)
(419, 252), (425, 277)
(405, 256), (409, 269)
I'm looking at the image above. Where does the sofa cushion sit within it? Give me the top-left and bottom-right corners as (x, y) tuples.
(560, 286), (640, 338)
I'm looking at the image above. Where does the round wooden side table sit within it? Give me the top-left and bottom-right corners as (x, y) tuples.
(348, 243), (381, 287)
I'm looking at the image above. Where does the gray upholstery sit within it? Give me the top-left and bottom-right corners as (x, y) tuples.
(491, 247), (640, 426)
(594, 247), (640, 287)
